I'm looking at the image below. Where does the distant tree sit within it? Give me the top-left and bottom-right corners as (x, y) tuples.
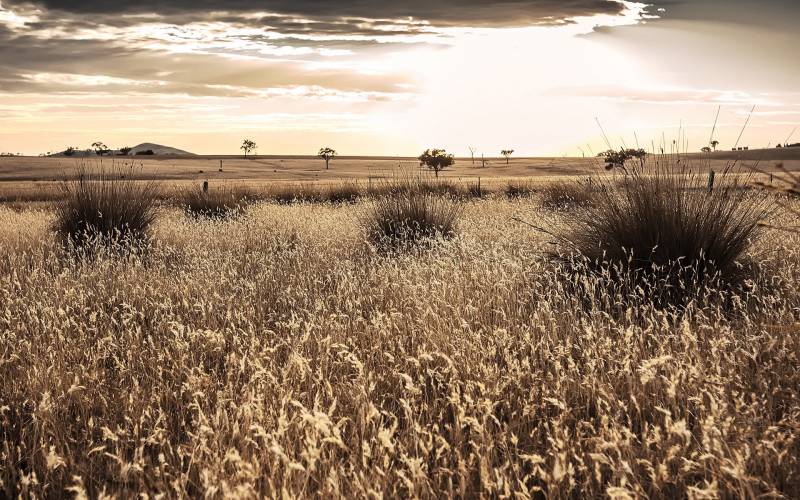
(318, 147), (337, 170)
(91, 141), (110, 156)
(241, 139), (256, 158)
(501, 149), (514, 164)
(64, 146), (77, 157)
(701, 146), (711, 153)
(468, 146), (477, 165)
(135, 150), (155, 156)
(600, 148), (647, 173)
(710, 140), (719, 151)
(777, 143), (782, 148)
(418, 148), (455, 178)
(118, 146), (132, 156)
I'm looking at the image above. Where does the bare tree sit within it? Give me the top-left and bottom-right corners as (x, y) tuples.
(468, 146), (477, 165)
(418, 149), (455, 178)
(241, 139), (256, 158)
(501, 149), (514, 165)
(318, 147), (337, 170)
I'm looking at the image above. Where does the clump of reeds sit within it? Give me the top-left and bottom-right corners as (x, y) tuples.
(53, 165), (159, 249)
(363, 191), (463, 249)
(556, 158), (774, 308)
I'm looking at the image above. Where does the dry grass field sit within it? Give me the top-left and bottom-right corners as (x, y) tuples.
(1, 150), (797, 205)
(1, 156), (799, 498)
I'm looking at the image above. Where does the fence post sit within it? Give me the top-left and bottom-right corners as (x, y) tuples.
(219, 160), (223, 172)
(707, 170), (715, 194)
(203, 180), (209, 193)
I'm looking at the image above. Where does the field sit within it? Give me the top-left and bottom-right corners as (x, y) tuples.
(1, 149), (799, 203)
(1, 154), (799, 498)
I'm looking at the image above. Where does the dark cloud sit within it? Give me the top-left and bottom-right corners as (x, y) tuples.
(0, 0), (635, 100)
(646, 0), (800, 29)
(5, 1), (627, 26)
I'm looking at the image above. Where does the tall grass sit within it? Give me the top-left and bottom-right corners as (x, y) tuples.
(180, 184), (250, 218)
(540, 180), (594, 210)
(1, 199), (798, 498)
(53, 165), (159, 248)
(557, 160), (775, 307)
(505, 180), (535, 198)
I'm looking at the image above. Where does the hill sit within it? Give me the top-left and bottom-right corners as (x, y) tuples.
(128, 143), (195, 156)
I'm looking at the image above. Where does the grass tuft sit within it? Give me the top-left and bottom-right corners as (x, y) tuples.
(54, 165), (159, 248)
(557, 160), (775, 308)
(363, 191), (463, 249)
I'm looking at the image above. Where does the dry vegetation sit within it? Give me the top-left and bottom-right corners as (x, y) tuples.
(1, 164), (799, 498)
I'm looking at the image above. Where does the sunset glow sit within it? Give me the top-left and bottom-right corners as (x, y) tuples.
(0, 0), (797, 155)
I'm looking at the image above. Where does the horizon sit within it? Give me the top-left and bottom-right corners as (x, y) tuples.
(0, 1), (798, 156)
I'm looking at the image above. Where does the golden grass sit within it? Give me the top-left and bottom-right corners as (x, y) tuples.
(1, 196), (799, 498)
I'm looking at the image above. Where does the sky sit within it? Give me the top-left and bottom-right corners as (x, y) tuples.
(0, 0), (798, 156)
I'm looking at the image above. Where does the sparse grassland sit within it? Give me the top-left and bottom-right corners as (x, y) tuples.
(1, 167), (799, 498)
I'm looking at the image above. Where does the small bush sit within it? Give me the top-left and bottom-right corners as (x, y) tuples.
(363, 192), (463, 249)
(540, 181), (594, 210)
(557, 161), (774, 308)
(54, 166), (159, 248)
(181, 185), (250, 219)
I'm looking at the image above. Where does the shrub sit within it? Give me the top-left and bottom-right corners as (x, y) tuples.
(180, 184), (251, 219)
(557, 161), (774, 308)
(363, 192), (463, 249)
(54, 166), (159, 248)
(540, 180), (594, 210)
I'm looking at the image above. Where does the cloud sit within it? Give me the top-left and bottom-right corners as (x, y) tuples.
(546, 85), (790, 107)
(5, 1), (629, 27)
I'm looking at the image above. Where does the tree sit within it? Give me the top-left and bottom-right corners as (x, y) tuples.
(468, 146), (477, 165)
(501, 149), (514, 164)
(600, 148), (647, 173)
(118, 146), (132, 156)
(710, 140), (719, 152)
(318, 147), (337, 170)
(418, 149), (455, 178)
(241, 139), (256, 158)
(91, 141), (109, 156)
(63, 146), (77, 157)
(701, 146), (711, 153)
